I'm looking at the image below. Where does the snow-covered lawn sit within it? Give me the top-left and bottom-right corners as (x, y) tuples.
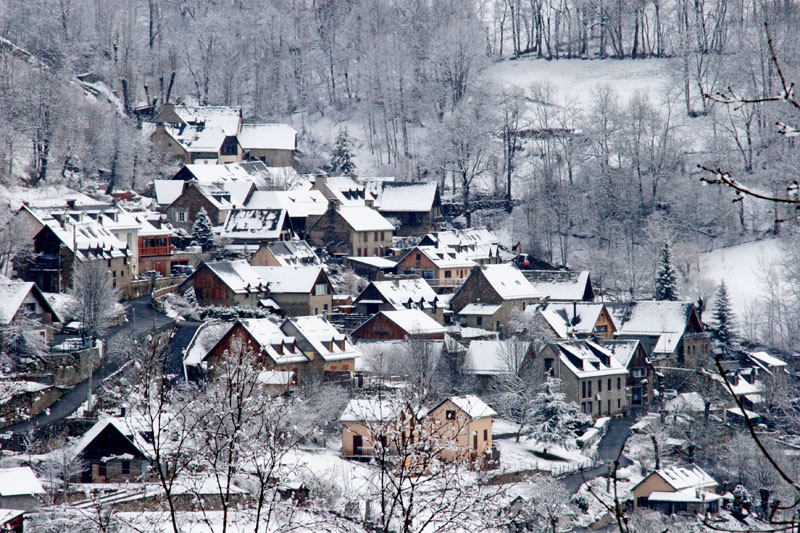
(699, 238), (781, 319)
(495, 437), (595, 475)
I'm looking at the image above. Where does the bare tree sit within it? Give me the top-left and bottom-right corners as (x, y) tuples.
(68, 261), (121, 340)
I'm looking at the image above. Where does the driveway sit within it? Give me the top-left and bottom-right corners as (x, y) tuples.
(561, 417), (636, 494)
(3, 296), (175, 435)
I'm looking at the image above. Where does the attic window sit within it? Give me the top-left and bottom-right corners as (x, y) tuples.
(446, 410), (456, 420)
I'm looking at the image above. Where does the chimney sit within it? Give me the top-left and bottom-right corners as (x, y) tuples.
(66, 199), (77, 209)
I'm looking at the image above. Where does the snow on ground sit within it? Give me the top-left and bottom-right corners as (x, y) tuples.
(486, 57), (672, 107)
(281, 447), (376, 498)
(495, 437), (595, 474)
(699, 238), (782, 319)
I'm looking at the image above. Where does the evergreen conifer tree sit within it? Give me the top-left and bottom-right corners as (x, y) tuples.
(330, 127), (356, 175)
(712, 281), (735, 348)
(654, 242), (678, 301)
(191, 208), (215, 251)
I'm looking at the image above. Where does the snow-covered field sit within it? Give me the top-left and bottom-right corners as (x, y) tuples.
(486, 57), (673, 106)
(699, 238), (782, 318)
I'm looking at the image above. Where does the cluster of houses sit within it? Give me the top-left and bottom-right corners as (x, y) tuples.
(0, 103), (786, 523)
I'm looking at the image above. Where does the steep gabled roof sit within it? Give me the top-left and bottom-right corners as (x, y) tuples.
(360, 279), (439, 311)
(252, 266), (327, 294)
(522, 270), (594, 301)
(337, 206), (395, 232)
(238, 123), (297, 151)
(193, 260), (266, 294)
(633, 465), (718, 493)
(257, 240), (321, 267)
(340, 399), (405, 422)
(552, 340), (628, 378)
(282, 315), (360, 362)
(0, 281), (59, 324)
(536, 302), (609, 337)
(375, 181), (439, 213)
(606, 301), (700, 355)
(479, 264), (540, 300)
(236, 318), (309, 365)
(246, 189), (328, 218)
(71, 417), (152, 462)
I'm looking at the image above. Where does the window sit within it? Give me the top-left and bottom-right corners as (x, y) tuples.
(324, 304), (329, 312)
(582, 381), (586, 398)
(107, 259), (111, 267)
(476, 316), (483, 326)
(315, 282), (328, 295)
(483, 429), (488, 441)
(373, 232), (378, 242)
(122, 460), (131, 475)
(544, 358), (553, 374)
(588, 402), (592, 413)
(618, 398), (621, 408)
(598, 379), (602, 392)
(617, 377), (622, 389)
(98, 463), (106, 477)
(444, 270), (452, 278)
(343, 364), (350, 370)
(608, 399), (611, 413)
(595, 325), (608, 333)
(446, 410), (455, 420)
(608, 378), (612, 391)
(632, 368), (645, 378)
(374, 247), (378, 256)
(380, 231), (385, 241)
(422, 270), (433, 279)
(587, 381), (592, 397)
(416, 253), (421, 261)
(178, 211), (186, 222)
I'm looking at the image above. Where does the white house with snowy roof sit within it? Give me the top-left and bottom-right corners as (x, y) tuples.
(539, 339), (628, 417)
(633, 465), (721, 515)
(451, 264), (540, 332)
(0, 281), (60, 342)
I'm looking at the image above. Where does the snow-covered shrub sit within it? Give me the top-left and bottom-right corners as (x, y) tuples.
(199, 305), (273, 321)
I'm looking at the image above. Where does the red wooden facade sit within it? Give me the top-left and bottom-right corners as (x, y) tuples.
(352, 313), (445, 341)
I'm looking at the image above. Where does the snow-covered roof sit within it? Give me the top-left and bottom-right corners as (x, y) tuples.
(422, 228), (499, 248)
(166, 124), (227, 152)
(602, 339), (642, 368)
(648, 465), (718, 492)
(153, 180), (185, 206)
(412, 246), (477, 269)
(375, 181), (438, 213)
(167, 104), (241, 136)
(522, 270), (593, 301)
(365, 279), (439, 311)
(316, 176), (377, 207)
(238, 318), (308, 365)
(36, 212), (127, 261)
(553, 340), (628, 378)
(258, 240), (321, 267)
(606, 301), (698, 355)
(464, 339), (530, 375)
(0, 467), (45, 496)
(183, 321), (234, 367)
(200, 260), (267, 294)
(340, 399), (405, 422)
(131, 213), (172, 237)
(478, 264), (540, 300)
(283, 315), (360, 362)
(536, 302), (608, 337)
(246, 189), (328, 218)
(0, 281), (57, 324)
(70, 417), (152, 462)
(347, 256), (397, 269)
(337, 206), (395, 232)
(380, 310), (447, 335)
(665, 392), (706, 413)
(459, 303), (502, 316)
(747, 351), (787, 370)
(238, 123), (297, 151)
(220, 209), (288, 242)
(648, 489), (722, 503)
(447, 395), (497, 419)
(252, 265), (325, 294)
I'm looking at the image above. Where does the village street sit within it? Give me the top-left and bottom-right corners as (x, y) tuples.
(561, 417), (635, 494)
(3, 297), (174, 435)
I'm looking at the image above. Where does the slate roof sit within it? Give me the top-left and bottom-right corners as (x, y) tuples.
(282, 315), (360, 362)
(197, 260), (267, 294)
(606, 301), (699, 356)
(362, 279), (439, 311)
(246, 189), (328, 218)
(257, 240), (321, 266)
(252, 266), (325, 293)
(552, 340), (628, 378)
(537, 302), (608, 337)
(479, 264), (540, 300)
(220, 209), (288, 241)
(522, 270), (594, 301)
(337, 206), (395, 232)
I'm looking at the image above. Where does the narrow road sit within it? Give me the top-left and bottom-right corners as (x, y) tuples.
(561, 417), (636, 494)
(3, 297), (175, 435)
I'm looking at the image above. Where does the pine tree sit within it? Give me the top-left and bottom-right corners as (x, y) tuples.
(712, 281), (735, 349)
(191, 208), (215, 251)
(330, 127), (356, 175)
(654, 242), (678, 301)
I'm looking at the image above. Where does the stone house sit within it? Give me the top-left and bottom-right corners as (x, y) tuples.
(539, 340), (628, 418)
(353, 278), (444, 323)
(180, 260), (268, 307)
(72, 417), (153, 483)
(451, 264), (540, 332)
(418, 228), (504, 266)
(307, 205), (394, 257)
(237, 123), (297, 167)
(252, 265), (333, 316)
(632, 465), (720, 515)
(245, 190), (328, 240)
(165, 181), (234, 231)
(352, 310), (446, 341)
(0, 467), (45, 510)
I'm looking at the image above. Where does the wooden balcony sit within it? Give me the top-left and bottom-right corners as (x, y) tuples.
(139, 245), (172, 257)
